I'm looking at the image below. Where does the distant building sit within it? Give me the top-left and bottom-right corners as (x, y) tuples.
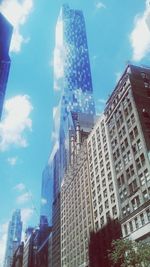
(40, 166), (53, 225)
(4, 210), (22, 267)
(11, 242), (24, 267)
(23, 219), (52, 267)
(51, 4), (95, 266)
(0, 13), (13, 119)
(22, 227), (35, 267)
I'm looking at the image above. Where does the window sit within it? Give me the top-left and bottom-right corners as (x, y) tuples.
(102, 179), (106, 187)
(140, 213), (145, 226)
(109, 182), (113, 192)
(134, 217), (139, 229)
(105, 200), (109, 209)
(141, 72), (147, 79)
(143, 190), (148, 201)
(137, 139), (142, 150)
(131, 196), (140, 210)
(129, 221), (133, 232)
(97, 184), (100, 194)
(99, 205), (103, 214)
(128, 180), (137, 195)
(144, 169), (150, 182)
(98, 194), (102, 204)
(140, 153), (145, 166)
(103, 189), (107, 198)
(146, 208), (150, 221)
(124, 224), (128, 235)
(133, 126), (138, 137)
(112, 206), (117, 216)
(139, 173), (145, 186)
(111, 194), (115, 204)
(96, 175), (100, 183)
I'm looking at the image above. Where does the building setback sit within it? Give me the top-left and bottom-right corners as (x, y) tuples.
(4, 210), (22, 267)
(0, 13), (13, 119)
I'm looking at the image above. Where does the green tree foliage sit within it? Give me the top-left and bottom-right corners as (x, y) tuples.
(109, 239), (150, 267)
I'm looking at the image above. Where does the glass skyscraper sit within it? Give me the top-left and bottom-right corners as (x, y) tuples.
(40, 165), (53, 225)
(3, 209), (22, 267)
(53, 3), (95, 189)
(50, 4), (95, 267)
(0, 13), (13, 120)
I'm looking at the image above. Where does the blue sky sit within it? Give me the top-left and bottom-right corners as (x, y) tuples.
(0, 0), (150, 265)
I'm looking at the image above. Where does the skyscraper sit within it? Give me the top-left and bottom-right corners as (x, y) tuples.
(0, 13), (13, 119)
(40, 165), (53, 225)
(50, 4), (95, 267)
(4, 209), (22, 267)
(104, 65), (150, 241)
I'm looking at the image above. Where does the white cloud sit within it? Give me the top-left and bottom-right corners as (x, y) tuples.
(130, 1), (150, 61)
(13, 183), (26, 192)
(97, 98), (106, 104)
(16, 192), (32, 204)
(115, 72), (122, 83)
(21, 208), (34, 225)
(7, 156), (18, 166)
(41, 198), (47, 205)
(96, 98), (106, 115)
(0, 222), (9, 267)
(0, 0), (33, 53)
(0, 95), (33, 151)
(95, 2), (106, 9)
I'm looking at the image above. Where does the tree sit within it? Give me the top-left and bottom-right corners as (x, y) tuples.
(109, 239), (150, 267)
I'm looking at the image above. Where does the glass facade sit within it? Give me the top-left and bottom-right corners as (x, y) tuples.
(50, 5), (95, 267)
(0, 13), (13, 120)
(40, 165), (53, 226)
(4, 209), (22, 267)
(53, 3), (95, 189)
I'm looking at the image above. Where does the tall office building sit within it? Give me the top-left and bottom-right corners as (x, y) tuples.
(0, 13), (13, 119)
(87, 114), (120, 231)
(4, 210), (22, 267)
(104, 65), (150, 241)
(50, 4), (95, 267)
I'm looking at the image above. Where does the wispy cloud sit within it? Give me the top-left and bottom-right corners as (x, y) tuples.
(0, 95), (33, 151)
(115, 72), (122, 83)
(0, 222), (9, 267)
(97, 98), (106, 104)
(130, 0), (150, 61)
(0, 0), (33, 53)
(96, 98), (106, 115)
(21, 208), (34, 225)
(13, 183), (26, 192)
(7, 156), (18, 166)
(41, 198), (47, 205)
(95, 2), (106, 10)
(16, 192), (32, 204)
